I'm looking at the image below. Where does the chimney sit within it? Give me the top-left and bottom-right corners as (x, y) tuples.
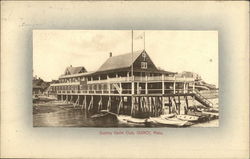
(109, 52), (112, 58)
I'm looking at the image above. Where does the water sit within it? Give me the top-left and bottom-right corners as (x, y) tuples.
(33, 99), (219, 127)
(33, 102), (143, 127)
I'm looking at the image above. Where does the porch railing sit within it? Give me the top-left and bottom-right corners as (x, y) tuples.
(56, 88), (195, 95)
(86, 75), (194, 84)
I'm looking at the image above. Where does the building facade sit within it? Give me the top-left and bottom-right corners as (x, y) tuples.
(50, 50), (195, 96)
(49, 50), (212, 117)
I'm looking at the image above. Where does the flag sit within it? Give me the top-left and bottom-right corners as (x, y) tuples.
(134, 32), (146, 50)
(135, 33), (144, 40)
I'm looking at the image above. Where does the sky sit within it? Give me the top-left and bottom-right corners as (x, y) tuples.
(33, 30), (218, 87)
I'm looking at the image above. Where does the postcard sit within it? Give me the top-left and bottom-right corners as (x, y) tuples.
(1, 1), (249, 159)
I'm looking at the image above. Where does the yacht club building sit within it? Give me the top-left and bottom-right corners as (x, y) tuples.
(49, 50), (212, 117)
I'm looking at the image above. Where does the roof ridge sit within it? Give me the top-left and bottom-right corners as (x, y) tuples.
(96, 50), (145, 72)
(66, 66), (84, 68)
(110, 49), (144, 58)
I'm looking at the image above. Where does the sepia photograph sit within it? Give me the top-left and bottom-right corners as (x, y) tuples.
(33, 30), (219, 127)
(1, 1), (249, 158)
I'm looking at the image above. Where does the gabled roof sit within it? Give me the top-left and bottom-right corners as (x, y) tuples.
(33, 78), (49, 89)
(97, 50), (144, 72)
(59, 71), (95, 79)
(65, 66), (86, 75)
(33, 78), (43, 87)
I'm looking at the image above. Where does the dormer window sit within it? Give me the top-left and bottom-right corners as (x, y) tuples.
(141, 62), (147, 69)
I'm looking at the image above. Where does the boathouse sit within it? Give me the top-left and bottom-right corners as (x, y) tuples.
(33, 76), (50, 95)
(50, 50), (213, 117)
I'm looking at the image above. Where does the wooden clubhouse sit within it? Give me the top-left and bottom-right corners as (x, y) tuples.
(50, 49), (213, 118)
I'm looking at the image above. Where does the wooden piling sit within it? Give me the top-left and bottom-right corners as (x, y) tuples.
(74, 95), (79, 108)
(107, 96), (111, 112)
(98, 95), (102, 112)
(131, 96), (134, 116)
(88, 95), (93, 112)
(117, 96), (123, 115)
(168, 97), (172, 114)
(149, 97), (152, 116)
(178, 95), (181, 114)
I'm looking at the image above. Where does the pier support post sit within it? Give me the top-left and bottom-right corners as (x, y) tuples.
(145, 97), (149, 115)
(139, 97), (142, 114)
(162, 74), (164, 94)
(106, 96), (111, 112)
(161, 96), (164, 115)
(74, 95), (79, 108)
(141, 97), (144, 113)
(157, 97), (160, 116)
(69, 95), (73, 103)
(131, 96), (134, 116)
(80, 96), (84, 109)
(192, 95), (195, 107)
(98, 96), (102, 112)
(88, 95), (93, 111)
(117, 96), (123, 115)
(119, 82), (122, 94)
(171, 96), (178, 114)
(82, 95), (86, 110)
(107, 75), (111, 95)
(184, 96), (189, 114)
(149, 97), (152, 116)
(185, 96), (189, 108)
(144, 97), (147, 113)
(178, 95), (181, 115)
(168, 97), (172, 114)
(161, 97), (164, 115)
(152, 97), (156, 116)
(142, 97), (147, 113)
(77, 95), (80, 106)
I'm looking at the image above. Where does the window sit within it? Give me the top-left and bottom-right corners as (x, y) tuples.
(141, 62), (147, 69)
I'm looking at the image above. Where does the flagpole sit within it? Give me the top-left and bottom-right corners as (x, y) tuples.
(144, 32), (145, 50)
(131, 30), (134, 83)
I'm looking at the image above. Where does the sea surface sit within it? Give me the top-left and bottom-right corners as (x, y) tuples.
(33, 98), (219, 127)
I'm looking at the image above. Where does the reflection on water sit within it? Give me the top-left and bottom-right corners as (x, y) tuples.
(34, 107), (114, 127)
(33, 104), (145, 127)
(33, 101), (219, 127)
